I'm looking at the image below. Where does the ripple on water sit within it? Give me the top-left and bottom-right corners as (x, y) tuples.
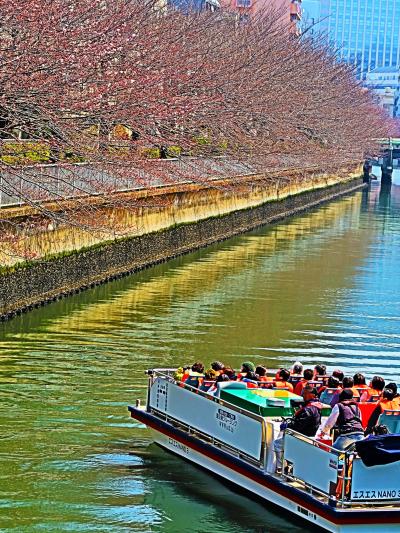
(1, 185), (400, 530)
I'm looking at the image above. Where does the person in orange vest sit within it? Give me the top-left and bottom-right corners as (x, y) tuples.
(274, 369), (294, 393)
(353, 372), (369, 390)
(255, 365), (273, 383)
(199, 368), (219, 392)
(288, 361), (303, 388)
(387, 382), (400, 404)
(366, 386), (400, 433)
(313, 364), (327, 380)
(360, 376), (385, 402)
(294, 368), (313, 396)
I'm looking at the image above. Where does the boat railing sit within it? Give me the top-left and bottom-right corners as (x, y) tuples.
(145, 368), (269, 469)
(281, 429), (400, 509)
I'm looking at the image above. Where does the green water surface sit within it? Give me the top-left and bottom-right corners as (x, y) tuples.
(1, 181), (400, 532)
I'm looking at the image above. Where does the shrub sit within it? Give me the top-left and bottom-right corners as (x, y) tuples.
(59, 151), (86, 163)
(0, 142), (51, 164)
(167, 145), (182, 157)
(140, 147), (160, 159)
(194, 135), (211, 146)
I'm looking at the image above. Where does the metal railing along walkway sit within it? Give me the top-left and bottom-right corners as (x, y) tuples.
(0, 157), (257, 209)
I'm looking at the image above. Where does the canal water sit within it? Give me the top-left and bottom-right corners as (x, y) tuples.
(1, 179), (400, 532)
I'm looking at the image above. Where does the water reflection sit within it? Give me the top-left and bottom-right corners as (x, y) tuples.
(1, 183), (400, 530)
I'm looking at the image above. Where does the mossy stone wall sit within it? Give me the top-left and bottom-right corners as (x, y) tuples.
(0, 177), (365, 319)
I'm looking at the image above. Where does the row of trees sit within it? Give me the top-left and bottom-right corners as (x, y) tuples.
(0, 0), (394, 258)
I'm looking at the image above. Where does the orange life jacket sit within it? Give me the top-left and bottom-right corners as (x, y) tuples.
(379, 397), (400, 413)
(294, 379), (308, 396)
(274, 380), (294, 393)
(361, 388), (382, 402)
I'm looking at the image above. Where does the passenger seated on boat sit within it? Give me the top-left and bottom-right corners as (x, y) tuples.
(210, 361), (224, 376)
(288, 362), (303, 386)
(222, 366), (237, 380)
(173, 367), (187, 382)
(198, 369), (218, 392)
(274, 369), (294, 392)
(183, 362), (205, 389)
(365, 386), (400, 434)
(242, 371), (259, 388)
(353, 372), (368, 390)
(387, 382), (400, 401)
(290, 361), (303, 375)
(294, 368), (313, 396)
(206, 373), (230, 395)
(237, 361), (256, 380)
(332, 369), (344, 384)
(313, 364), (327, 381)
(318, 376), (341, 405)
(316, 389), (365, 451)
(274, 385), (323, 470)
(360, 376), (385, 402)
(255, 366), (273, 382)
(330, 377), (359, 407)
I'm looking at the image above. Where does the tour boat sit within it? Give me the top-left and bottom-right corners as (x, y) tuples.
(128, 369), (400, 532)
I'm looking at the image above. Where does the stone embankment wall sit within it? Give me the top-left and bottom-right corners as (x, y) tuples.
(0, 173), (365, 319)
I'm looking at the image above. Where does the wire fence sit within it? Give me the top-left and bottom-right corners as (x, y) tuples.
(0, 157), (256, 209)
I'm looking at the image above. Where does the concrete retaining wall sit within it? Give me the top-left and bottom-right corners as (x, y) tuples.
(0, 177), (365, 319)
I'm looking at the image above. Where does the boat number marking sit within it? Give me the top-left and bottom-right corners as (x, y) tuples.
(352, 489), (400, 499)
(297, 506), (317, 521)
(168, 438), (189, 454)
(216, 408), (238, 433)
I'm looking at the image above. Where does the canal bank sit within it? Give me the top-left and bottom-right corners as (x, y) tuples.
(0, 169), (364, 319)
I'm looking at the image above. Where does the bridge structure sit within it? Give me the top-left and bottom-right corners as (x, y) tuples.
(376, 137), (400, 182)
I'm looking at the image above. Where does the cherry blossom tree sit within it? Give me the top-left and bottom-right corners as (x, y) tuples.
(0, 0), (391, 260)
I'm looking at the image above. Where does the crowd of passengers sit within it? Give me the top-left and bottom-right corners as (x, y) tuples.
(174, 360), (400, 461)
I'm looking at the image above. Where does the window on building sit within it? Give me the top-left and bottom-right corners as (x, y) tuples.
(237, 0), (251, 6)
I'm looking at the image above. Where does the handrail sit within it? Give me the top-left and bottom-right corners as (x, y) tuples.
(148, 368), (266, 424)
(281, 429), (400, 508)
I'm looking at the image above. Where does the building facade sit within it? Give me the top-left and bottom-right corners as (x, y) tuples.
(221, 0), (302, 30)
(302, 0), (400, 78)
(365, 66), (400, 117)
(167, 0), (220, 12)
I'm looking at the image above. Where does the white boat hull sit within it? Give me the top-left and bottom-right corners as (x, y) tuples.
(151, 428), (400, 533)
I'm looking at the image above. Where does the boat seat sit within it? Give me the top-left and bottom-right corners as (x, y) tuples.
(359, 402), (377, 428)
(319, 388), (337, 405)
(378, 410), (400, 434)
